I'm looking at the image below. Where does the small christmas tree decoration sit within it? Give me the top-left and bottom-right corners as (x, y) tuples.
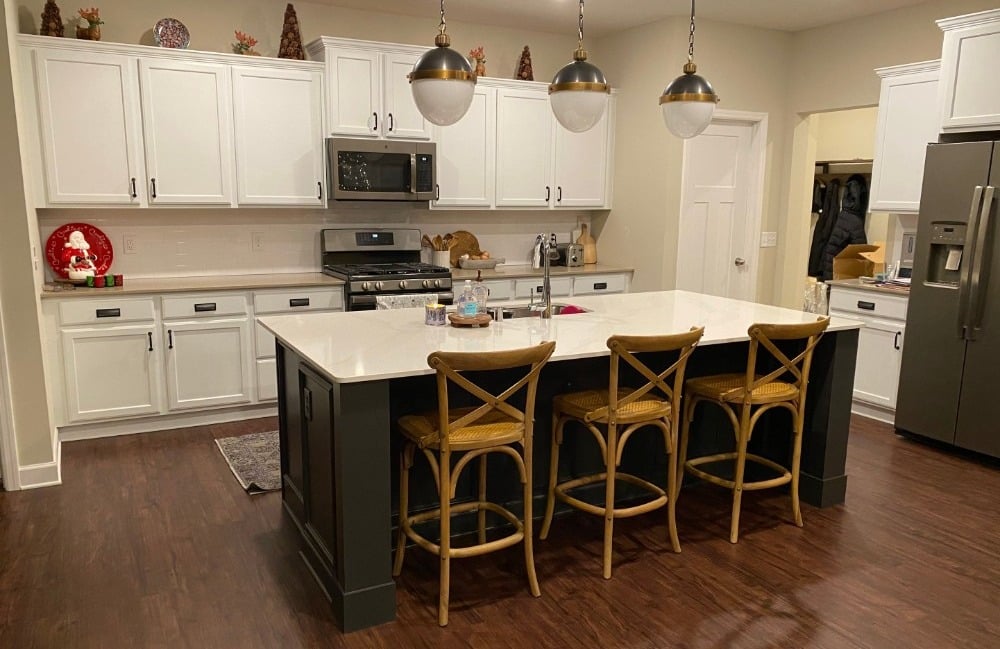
(40, 0), (65, 37)
(516, 45), (533, 81)
(278, 3), (305, 60)
(232, 30), (260, 56)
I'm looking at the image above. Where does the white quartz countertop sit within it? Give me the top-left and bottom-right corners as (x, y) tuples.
(259, 290), (861, 384)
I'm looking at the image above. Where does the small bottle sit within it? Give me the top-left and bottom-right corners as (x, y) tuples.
(472, 270), (489, 313)
(456, 279), (479, 317)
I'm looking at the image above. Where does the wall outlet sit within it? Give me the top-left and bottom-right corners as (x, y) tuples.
(123, 233), (138, 254)
(760, 231), (778, 248)
(251, 232), (265, 252)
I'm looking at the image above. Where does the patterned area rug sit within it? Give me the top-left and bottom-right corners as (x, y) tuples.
(215, 431), (280, 494)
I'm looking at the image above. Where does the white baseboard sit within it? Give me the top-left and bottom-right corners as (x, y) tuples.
(851, 401), (895, 425)
(18, 436), (61, 489)
(58, 403), (278, 442)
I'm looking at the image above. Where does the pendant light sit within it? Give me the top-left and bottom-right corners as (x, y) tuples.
(660, 0), (719, 138)
(549, 0), (610, 133)
(409, 0), (476, 126)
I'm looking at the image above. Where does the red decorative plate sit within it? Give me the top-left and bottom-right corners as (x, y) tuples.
(45, 222), (114, 282)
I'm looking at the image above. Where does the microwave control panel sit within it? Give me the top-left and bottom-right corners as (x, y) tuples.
(416, 154), (434, 193)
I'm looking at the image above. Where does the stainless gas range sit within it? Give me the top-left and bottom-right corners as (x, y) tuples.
(321, 228), (453, 311)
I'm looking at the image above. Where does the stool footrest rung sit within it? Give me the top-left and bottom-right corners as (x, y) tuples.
(402, 500), (525, 558)
(553, 471), (669, 519)
(684, 452), (792, 490)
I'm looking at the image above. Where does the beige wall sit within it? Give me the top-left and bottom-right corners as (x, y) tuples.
(1, 0), (53, 468)
(814, 107), (877, 162)
(595, 17), (792, 302)
(15, 0), (579, 82)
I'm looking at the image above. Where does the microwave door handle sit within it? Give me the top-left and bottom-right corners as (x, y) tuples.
(958, 185), (984, 340)
(968, 185), (996, 339)
(410, 153), (417, 194)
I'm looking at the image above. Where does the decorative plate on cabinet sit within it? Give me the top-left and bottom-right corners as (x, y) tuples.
(154, 18), (190, 49)
(45, 222), (114, 283)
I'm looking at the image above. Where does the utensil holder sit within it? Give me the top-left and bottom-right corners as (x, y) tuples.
(432, 250), (451, 268)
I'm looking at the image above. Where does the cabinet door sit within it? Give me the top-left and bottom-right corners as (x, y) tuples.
(61, 325), (161, 422)
(553, 107), (610, 208)
(870, 65), (940, 213)
(163, 319), (252, 410)
(433, 85), (495, 207)
(495, 88), (553, 208)
(33, 49), (143, 205)
(939, 15), (1000, 132)
(852, 317), (904, 409)
(327, 48), (381, 137)
(233, 67), (325, 206)
(139, 59), (234, 204)
(382, 52), (431, 140)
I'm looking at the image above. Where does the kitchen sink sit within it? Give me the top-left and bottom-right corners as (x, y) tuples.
(493, 304), (590, 319)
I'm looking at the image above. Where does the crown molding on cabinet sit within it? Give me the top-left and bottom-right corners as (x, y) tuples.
(874, 59), (941, 79)
(937, 8), (1000, 31)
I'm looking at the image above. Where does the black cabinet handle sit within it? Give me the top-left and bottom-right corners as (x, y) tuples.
(536, 285), (544, 293)
(435, 184), (440, 201)
(317, 181), (322, 200)
(147, 332), (153, 352)
(150, 178), (157, 198)
(388, 112), (394, 132)
(167, 329), (173, 350)
(372, 112), (378, 131)
(557, 186), (563, 202)
(96, 308), (121, 318)
(303, 388), (313, 422)
(545, 186), (551, 202)
(857, 301), (875, 311)
(193, 302), (217, 312)
(594, 282), (607, 290)
(289, 298), (310, 308)
(894, 331), (901, 350)
(130, 177), (137, 199)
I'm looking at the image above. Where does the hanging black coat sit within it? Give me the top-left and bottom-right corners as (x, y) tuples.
(820, 174), (869, 281)
(807, 178), (841, 278)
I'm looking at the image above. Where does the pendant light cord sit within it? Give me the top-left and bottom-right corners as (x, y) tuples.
(578, 0), (585, 49)
(688, 0), (696, 61)
(439, 0), (447, 36)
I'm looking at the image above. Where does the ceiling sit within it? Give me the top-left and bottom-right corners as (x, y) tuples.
(311, 0), (932, 36)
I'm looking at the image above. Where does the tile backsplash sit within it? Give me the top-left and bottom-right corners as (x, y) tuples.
(37, 206), (591, 280)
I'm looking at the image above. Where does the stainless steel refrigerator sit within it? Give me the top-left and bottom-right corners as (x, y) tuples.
(895, 140), (1000, 459)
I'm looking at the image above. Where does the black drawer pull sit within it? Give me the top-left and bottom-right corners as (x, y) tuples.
(894, 331), (902, 350)
(168, 329), (173, 349)
(289, 298), (310, 308)
(194, 303), (217, 312)
(536, 285), (544, 293)
(96, 308), (121, 318)
(594, 282), (608, 290)
(147, 332), (153, 351)
(857, 301), (875, 311)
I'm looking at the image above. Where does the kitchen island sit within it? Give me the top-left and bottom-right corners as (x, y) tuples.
(259, 290), (861, 631)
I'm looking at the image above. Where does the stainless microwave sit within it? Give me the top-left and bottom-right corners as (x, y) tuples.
(328, 138), (436, 201)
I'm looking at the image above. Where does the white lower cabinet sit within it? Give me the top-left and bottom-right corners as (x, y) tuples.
(61, 324), (162, 423)
(163, 318), (252, 410)
(256, 358), (278, 402)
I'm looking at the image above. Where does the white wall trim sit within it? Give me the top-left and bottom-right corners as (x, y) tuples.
(59, 403), (277, 442)
(18, 434), (60, 489)
(0, 301), (20, 490)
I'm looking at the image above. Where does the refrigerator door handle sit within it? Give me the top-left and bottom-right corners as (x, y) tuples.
(967, 185), (996, 340)
(958, 185), (985, 340)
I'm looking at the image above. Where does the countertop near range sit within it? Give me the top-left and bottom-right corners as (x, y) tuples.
(451, 263), (633, 281)
(826, 278), (910, 297)
(40, 272), (345, 299)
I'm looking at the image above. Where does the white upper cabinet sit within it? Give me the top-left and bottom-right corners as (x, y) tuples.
(232, 66), (325, 206)
(309, 39), (430, 141)
(869, 61), (940, 213)
(433, 85), (495, 208)
(553, 103), (612, 208)
(139, 59), (234, 205)
(938, 9), (1000, 133)
(33, 49), (143, 205)
(495, 88), (553, 208)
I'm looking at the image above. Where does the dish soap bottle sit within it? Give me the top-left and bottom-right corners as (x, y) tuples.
(472, 270), (489, 313)
(456, 279), (479, 317)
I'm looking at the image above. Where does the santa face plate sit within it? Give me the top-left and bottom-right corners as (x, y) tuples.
(45, 222), (114, 282)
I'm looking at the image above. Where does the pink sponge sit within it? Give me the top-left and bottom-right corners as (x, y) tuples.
(557, 305), (586, 315)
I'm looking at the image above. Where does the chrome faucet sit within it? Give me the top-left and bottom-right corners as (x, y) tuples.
(538, 233), (558, 319)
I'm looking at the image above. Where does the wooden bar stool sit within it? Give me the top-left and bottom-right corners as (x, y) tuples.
(677, 317), (829, 543)
(540, 328), (703, 579)
(393, 341), (555, 626)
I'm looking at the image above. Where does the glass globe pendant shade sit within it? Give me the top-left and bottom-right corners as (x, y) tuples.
(549, 53), (609, 133)
(659, 62), (719, 138)
(409, 33), (476, 126)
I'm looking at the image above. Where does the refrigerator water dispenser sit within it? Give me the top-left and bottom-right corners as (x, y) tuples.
(927, 223), (967, 286)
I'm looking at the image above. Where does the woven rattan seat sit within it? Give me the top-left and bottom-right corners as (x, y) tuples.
(393, 341), (555, 626)
(541, 328), (703, 579)
(678, 318), (829, 544)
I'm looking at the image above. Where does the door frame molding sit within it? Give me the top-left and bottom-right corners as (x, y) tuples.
(0, 301), (20, 490)
(678, 109), (768, 301)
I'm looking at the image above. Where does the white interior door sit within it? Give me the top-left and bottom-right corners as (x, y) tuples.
(676, 121), (758, 300)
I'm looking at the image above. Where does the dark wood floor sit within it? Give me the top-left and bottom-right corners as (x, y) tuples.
(1, 416), (998, 648)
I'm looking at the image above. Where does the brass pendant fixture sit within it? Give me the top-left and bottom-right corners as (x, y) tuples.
(660, 0), (719, 138)
(549, 0), (610, 133)
(409, 0), (476, 126)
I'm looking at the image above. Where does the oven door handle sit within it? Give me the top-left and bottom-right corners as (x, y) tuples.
(348, 291), (454, 311)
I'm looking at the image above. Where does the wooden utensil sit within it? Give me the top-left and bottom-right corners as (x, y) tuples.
(422, 234), (434, 250)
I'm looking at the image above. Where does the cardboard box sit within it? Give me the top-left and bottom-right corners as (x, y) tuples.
(833, 243), (885, 279)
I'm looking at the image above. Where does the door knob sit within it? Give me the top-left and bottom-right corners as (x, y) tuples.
(734, 257), (746, 266)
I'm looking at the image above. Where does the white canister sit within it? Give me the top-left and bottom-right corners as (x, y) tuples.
(432, 250), (451, 269)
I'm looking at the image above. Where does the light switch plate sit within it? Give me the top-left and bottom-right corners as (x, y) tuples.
(760, 231), (777, 248)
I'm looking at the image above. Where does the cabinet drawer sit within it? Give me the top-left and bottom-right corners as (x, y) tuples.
(161, 294), (248, 319)
(828, 289), (908, 320)
(253, 287), (343, 314)
(483, 280), (513, 302)
(58, 298), (155, 326)
(255, 323), (276, 359)
(573, 274), (627, 295)
(514, 277), (572, 299)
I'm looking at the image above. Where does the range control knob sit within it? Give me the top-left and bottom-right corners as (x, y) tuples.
(361, 281), (371, 291)
(375, 281), (384, 291)
(434, 279), (442, 288)
(422, 279), (431, 289)
(399, 280), (407, 290)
